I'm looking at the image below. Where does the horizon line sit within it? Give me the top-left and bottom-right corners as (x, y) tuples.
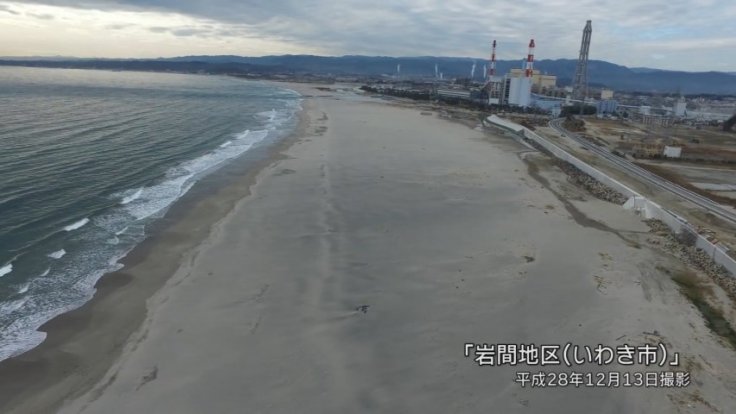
(0, 54), (733, 75)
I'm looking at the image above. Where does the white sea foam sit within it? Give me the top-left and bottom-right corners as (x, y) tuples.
(123, 173), (194, 220)
(39, 268), (50, 277)
(17, 283), (30, 294)
(121, 188), (143, 205)
(219, 140), (232, 148)
(47, 249), (66, 259)
(0, 298), (27, 314)
(0, 247), (128, 361)
(258, 108), (276, 120)
(64, 218), (90, 231)
(0, 264), (12, 277)
(0, 306), (63, 361)
(92, 214), (129, 236)
(258, 109), (288, 130)
(123, 126), (271, 221)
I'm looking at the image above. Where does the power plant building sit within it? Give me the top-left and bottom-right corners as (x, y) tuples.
(674, 99), (687, 117)
(508, 69), (557, 91)
(506, 76), (533, 107)
(484, 39), (536, 108)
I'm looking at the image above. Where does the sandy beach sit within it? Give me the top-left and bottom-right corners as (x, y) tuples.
(2, 84), (736, 413)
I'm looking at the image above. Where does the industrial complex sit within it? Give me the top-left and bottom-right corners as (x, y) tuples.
(363, 19), (736, 131)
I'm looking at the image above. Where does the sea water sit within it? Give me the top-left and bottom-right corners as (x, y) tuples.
(0, 67), (300, 360)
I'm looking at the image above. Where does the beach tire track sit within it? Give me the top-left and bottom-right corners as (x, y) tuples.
(301, 115), (362, 409)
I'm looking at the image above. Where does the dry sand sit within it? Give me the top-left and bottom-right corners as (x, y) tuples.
(3, 85), (736, 413)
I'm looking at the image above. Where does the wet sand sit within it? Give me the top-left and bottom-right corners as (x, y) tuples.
(3, 85), (736, 413)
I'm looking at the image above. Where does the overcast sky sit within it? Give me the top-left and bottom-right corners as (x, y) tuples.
(1, 0), (734, 71)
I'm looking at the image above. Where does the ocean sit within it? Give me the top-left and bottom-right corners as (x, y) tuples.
(0, 67), (301, 361)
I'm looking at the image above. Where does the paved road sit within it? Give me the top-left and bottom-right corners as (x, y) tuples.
(549, 118), (736, 225)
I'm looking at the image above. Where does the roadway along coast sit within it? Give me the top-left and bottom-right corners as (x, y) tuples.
(549, 118), (736, 225)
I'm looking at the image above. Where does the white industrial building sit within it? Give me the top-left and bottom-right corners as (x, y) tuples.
(674, 99), (687, 117)
(663, 146), (682, 158)
(484, 74), (532, 107)
(506, 76), (532, 107)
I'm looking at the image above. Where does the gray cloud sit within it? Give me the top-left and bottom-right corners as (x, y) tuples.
(0, 4), (19, 14)
(27, 12), (54, 19)
(171, 28), (202, 36)
(11, 0), (736, 70)
(106, 23), (132, 30)
(146, 25), (224, 38)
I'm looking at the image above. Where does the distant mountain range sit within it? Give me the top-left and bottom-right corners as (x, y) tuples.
(1, 55), (735, 95)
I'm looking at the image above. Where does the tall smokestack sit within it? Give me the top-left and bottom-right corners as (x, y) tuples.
(525, 39), (535, 77)
(573, 20), (592, 101)
(488, 40), (497, 77)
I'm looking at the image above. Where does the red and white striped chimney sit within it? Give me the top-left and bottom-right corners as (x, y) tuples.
(489, 40), (497, 77)
(525, 39), (535, 77)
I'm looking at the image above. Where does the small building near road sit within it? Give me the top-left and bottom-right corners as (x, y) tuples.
(663, 145), (682, 158)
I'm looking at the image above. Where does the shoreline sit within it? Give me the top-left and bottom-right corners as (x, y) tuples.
(0, 93), (311, 413)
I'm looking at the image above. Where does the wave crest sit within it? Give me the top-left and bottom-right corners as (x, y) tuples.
(48, 249), (66, 259)
(121, 188), (143, 205)
(63, 218), (89, 232)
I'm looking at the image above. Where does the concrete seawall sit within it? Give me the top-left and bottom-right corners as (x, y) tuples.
(485, 115), (736, 277)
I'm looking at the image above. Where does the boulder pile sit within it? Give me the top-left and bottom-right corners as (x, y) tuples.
(644, 219), (736, 297)
(556, 161), (628, 205)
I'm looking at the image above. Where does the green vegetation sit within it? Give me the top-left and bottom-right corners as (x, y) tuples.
(670, 271), (736, 349)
